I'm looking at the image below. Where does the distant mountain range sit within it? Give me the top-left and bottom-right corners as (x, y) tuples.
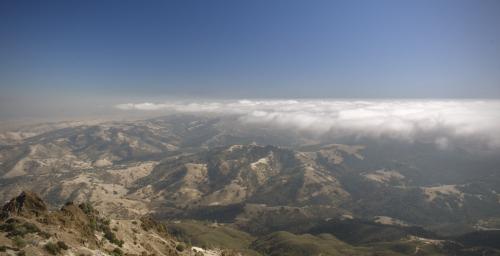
(1, 115), (500, 255)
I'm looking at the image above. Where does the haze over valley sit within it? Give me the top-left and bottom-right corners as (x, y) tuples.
(1, 100), (500, 255)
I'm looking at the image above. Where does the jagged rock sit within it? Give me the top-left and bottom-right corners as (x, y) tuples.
(0, 192), (184, 256)
(49, 202), (97, 242)
(1, 191), (47, 219)
(140, 214), (167, 233)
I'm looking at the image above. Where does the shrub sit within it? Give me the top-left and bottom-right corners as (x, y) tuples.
(103, 227), (124, 247)
(388, 243), (414, 254)
(44, 242), (61, 255)
(39, 231), (52, 238)
(9, 226), (28, 237)
(56, 241), (69, 250)
(0, 220), (40, 237)
(89, 218), (98, 231)
(79, 202), (94, 215)
(22, 222), (40, 233)
(1, 222), (17, 235)
(111, 247), (123, 256)
(12, 236), (26, 248)
(104, 229), (114, 240)
(176, 242), (186, 252)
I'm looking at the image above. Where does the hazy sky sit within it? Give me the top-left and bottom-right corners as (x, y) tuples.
(1, 0), (500, 120)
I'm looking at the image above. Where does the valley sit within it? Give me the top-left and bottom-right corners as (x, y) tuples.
(1, 115), (500, 255)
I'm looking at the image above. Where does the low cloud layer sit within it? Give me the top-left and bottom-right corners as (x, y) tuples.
(116, 100), (500, 148)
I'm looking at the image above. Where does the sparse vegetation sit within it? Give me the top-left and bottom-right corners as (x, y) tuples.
(12, 236), (26, 248)
(111, 247), (124, 256)
(1, 117), (500, 256)
(56, 241), (69, 250)
(77, 202), (125, 247)
(140, 215), (167, 233)
(79, 202), (95, 215)
(44, 242), (61, 255)
(176, 242), (186, 252)
(103, 225), (124, 247)
(0, 219), (41, 237)
(42, 240), (69, 255)
(102, 218), (111, 226)
(40, 231), (51, 240)
(167, 220), (255, 250)
(88, 217), (98, 231)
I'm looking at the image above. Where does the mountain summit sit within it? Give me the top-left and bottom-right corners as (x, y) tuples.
(1, 191), (47, 219)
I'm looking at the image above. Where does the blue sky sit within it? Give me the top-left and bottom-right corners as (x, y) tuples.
(1, 0), (500, 119)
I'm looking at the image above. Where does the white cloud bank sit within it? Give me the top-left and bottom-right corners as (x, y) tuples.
(116, 99), (500, 147)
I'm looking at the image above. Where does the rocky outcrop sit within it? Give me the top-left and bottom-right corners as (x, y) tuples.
(0, 192), (186, 256)
(1, 191), (47, 219)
